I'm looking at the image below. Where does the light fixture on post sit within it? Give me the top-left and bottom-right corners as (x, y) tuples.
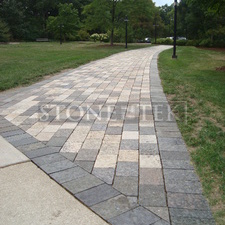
(172, 0), (178, 59)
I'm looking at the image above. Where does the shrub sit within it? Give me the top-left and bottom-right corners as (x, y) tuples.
(77, 30), (90, 41)
(66, 33), (77, 41)
(213, 40), (225, 48)
(90, 33), (99, 42)
(99, 33), (109, 43)
(199, 39), (213, 47)
(186, 40), (199, 46)
(176, 39), (187, 46)
(157, 38), (173, 45)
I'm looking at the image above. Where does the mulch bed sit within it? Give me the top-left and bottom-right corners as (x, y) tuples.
(216, 66), (225, 71)
(197, 47), (225, 52)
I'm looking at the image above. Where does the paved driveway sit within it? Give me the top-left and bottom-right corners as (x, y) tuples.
(0, 46), (215, 225)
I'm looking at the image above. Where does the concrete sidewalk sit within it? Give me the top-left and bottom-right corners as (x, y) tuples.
(0, 137), (107, 225)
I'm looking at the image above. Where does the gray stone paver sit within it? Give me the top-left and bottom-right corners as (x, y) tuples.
(75, 183), (120, 207)
(0, 46), (215, 225)
(91, 194), (138, 220)
(108, 206), (160, 225)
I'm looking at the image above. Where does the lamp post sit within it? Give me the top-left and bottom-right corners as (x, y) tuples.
(124, 16), (129, 48)
(59, 24), (64, 45)
(172, 0), (178, 59)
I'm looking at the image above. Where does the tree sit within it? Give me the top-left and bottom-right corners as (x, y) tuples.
(84, 0), (157, 44)
(59, 0), (92, 18)
(0, 19), (11, 42)
(178, 0), (225, 43)
(47, 3), (80, 40)
(83, 0), (121, 45)
(123, 0), (156, 40)
(159, 4), (173, 37)
(0, 0), (27, 40)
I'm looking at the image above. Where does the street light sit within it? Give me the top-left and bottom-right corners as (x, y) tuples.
(172, 0), (178, 59)
(124, 16), (129, 49)
(59, 24), (64, 45)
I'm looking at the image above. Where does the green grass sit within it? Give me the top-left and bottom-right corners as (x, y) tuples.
(158, 46), (225, 225)
(0, 41), (151, 91)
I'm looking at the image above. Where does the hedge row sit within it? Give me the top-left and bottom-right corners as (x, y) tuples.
(156, 38), (225, 48)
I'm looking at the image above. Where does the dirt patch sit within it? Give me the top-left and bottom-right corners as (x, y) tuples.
(216, 66), (225, 71)
(197, 47), (225, 52)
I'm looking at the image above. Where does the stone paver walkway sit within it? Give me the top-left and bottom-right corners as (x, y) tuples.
(0, 46), (215, 225)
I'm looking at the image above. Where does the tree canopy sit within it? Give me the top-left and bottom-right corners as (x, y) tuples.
(0, 0), (224, 46)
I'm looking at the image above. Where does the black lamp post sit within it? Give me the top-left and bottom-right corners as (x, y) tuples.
(124, 16), (129, 48)
(59, 24), (64, 45)
(172, 0), (178, 59)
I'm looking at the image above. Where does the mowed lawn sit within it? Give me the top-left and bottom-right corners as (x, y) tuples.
(0, 42), (151, 91)
(158, 47), (225, 225)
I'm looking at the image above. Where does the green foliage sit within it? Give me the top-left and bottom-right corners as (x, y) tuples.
(0, 0), (224, 46)
(213, 40), (225, 48)
(83, 0), (156, 45)
(83, 0), (111, 33)
(0, 0), (27, 40)
(125, 0), (156, 40)
(77, 30), (90, 41)
(90, 33), (100, 42)
(0, 19), (11, 42)
(177, 0), (225, 46)
(157, 38), (173, 45)
(90, 33), (109, 43)
(176, 39), (187, 46)
(199, 39), (213, 47)
(99, 33), (109, 43)
(47, 3), (80, 41)
(158, 4), (174, 37)
(185, 40), (199, 46)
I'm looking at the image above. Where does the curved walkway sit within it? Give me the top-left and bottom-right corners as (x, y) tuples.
(0, 46), (215, 225)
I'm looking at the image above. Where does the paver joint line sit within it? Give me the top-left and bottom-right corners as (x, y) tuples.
(0, 46), (215, 225)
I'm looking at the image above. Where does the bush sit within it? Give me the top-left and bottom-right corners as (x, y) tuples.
(90, 33), (99, 42)
(186, 40), (199, 46)
(77, 30), (90, 41)
(90, 33), (109, 43)
(199, 39), (213, 47)
(99, 33), (109, 43)
(66, 33), (77, 41)
(176, 39), (187, 46)
(213, 40), (225, 48)
(157, 38), (173, 45)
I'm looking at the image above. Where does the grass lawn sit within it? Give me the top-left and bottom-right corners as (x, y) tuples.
(0, 41), (151, 91)
(158, 46), (225, 225)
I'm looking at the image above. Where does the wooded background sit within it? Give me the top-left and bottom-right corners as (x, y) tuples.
(0, 0), (224, 47)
